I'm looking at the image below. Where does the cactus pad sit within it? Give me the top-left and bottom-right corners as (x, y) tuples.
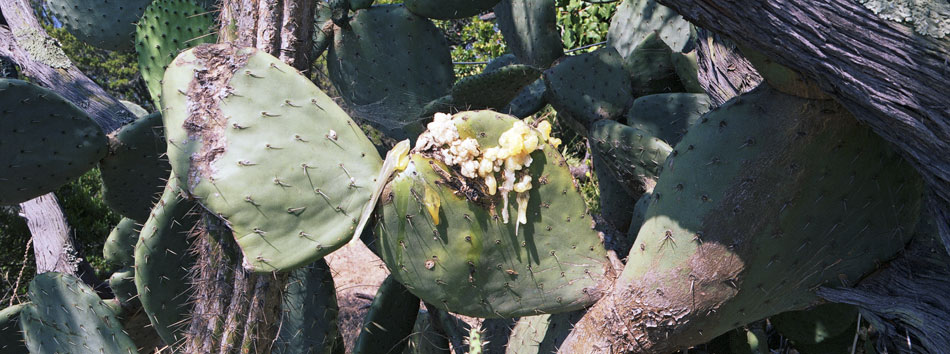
(274, 260), (345, 354)
(163, 45), (383, 272)
(505, 310), (585, 354)
(450, 64), (542, 111)
(99, 112), (170, 221)
(607, 0), (692, 58)
(0, 303), (26, 353)
(738, 45), (831, 100)
(589, 120), (672, 196)
(0, 79), (107, 205)
(625, 93), (712, 146)
(614, 85), (923, 348)
(544, 47), (631, 136)
(623, 33), (685, 97)
(20, 272), (138, 354)
(136, 0), (217, 110)
(46, 0), (151, 51)
(376, 111), (611, 318)
(352, 275), (421, 354)
(109, 267), (138, 307)
(405, 0), (502, 19)
(134, 175), (199, 345)
(771, 303), (858, 352)
(103, 217), (139, 266)
(494, 0), (564, 68)
(327, 4), (455, 141)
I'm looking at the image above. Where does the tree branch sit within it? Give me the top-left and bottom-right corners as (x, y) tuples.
(0, 0), (134, 134)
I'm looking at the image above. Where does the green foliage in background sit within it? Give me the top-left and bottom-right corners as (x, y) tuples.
(556, 0), (615, 51)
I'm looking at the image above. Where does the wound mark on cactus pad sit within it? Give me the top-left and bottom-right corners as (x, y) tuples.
(182, 44), (252, 185)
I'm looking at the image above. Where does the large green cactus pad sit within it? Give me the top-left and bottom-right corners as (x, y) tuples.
(20, 272), (138, 354)
(404, 0), (501, 19)
(494, 0), (564, 68)
(327, 4), (454, 141)
(99, 112), (170, 221)
(109, 267), (137, 307)
(136, 0), (217, 110)
(625, 93), (712, 146)
(274, 260), (345, 354)
(134, 175), (199, 345)
(607, 0), (692, 58)
(0, 79), (107, 205)
(544, 47), (631, 136)
(377, 111), (611, 318)
(46, 0), (150, 51)
(163, 44), (383, 272)
(613, 85), (923, 349)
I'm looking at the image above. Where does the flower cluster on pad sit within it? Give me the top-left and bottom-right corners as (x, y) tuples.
(413, 113), (561, 230)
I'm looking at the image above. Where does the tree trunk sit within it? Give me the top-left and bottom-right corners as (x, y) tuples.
(654, 0), (950, 253)
(181, 2), (316, 353)
(0, 0), (134, 134)
(18, 194), (103, 293)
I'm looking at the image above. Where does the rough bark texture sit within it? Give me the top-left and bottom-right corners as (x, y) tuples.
(181, 2), (316, 353)
(656, 0), (950, 253)
(0, 0), (134, 134)
(693, 27), (762, 106)
(818, 224), (950, 353)
(19, 194), (103, 292)
(219, 0), (315, 71)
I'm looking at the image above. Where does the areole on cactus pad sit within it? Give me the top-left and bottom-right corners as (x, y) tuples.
(375, 110), (613, 318)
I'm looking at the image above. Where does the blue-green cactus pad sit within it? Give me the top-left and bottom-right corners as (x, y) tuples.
(20, 272), (138, 353)
(47, 0), (152, 51)
(0, 79), (107, 205)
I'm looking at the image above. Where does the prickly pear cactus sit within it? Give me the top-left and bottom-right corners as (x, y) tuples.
(450, 64), (542, 111)
(353, 276), (421, 354)
(404, 0), (501, 19)
(494, 0), (564, 68)
(544, 47), (631, 135)
(0, 79), (107, 205)
(46, 0), (152, 51)
(403, 309), (450, 354)
(376, 111), (611, 318)
(505, 310), (585, 354)
(0, 303), (26, 354)
(136, 0), (217, 110)
(625, 93), (713, 145)
(565, 85), (925, 352)
(99, 111), (170, 221)
(607, 0), (692, 58)
(103, 217), (138, 266)
(162, 44), (383, 272)
(134, 174), (199, 345)
(109, 268), (137, 307)
(589, 120), (672, 196)
(327, 4), (455, 141)
(671, 50), (705, 93)
(274, 260), (345, 354)
(19, 272), (139, 354)
(623, 33), (685, 97)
